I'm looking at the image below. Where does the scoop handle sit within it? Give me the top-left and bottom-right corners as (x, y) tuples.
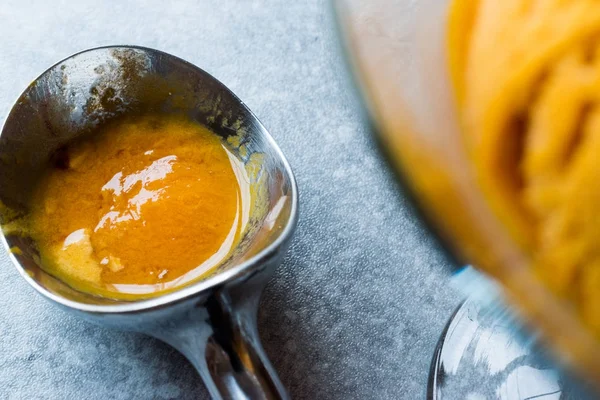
(164, 290), (289, 400)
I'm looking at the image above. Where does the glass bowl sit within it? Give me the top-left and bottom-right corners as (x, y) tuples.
(333, 0), (600, 389)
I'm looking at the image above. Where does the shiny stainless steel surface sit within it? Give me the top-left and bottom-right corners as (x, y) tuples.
(0, 46), (298, 400)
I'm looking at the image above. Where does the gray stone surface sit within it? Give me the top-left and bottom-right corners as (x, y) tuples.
(0, 1), (459, 399)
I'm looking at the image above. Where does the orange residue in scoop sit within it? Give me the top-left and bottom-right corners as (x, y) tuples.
(29, 115), (245, 299)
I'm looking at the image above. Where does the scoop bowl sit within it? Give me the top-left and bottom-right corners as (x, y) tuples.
(0, 46), (298, 400)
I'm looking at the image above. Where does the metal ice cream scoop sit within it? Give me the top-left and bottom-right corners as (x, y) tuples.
(0, 46), (298, 400)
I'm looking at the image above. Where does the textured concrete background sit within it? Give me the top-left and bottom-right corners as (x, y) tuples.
(0, 1), (459, 399)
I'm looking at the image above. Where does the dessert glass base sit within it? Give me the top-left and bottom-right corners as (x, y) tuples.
(429, 270), (593, 399)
